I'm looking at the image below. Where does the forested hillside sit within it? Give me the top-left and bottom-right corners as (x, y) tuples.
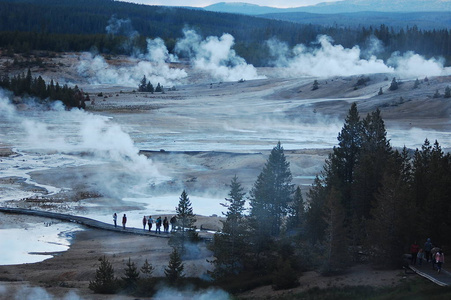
(0, 0), (450, 66)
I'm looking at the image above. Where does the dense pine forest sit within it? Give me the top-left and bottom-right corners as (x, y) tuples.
(0, 0), (450, 66)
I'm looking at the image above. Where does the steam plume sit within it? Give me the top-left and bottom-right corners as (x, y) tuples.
(267, 35), (393, 77)
(175, 29), (265, 81)
(267, 35), (451, 78)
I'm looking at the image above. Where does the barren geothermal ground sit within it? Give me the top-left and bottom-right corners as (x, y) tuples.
(0, 52), (450, 299)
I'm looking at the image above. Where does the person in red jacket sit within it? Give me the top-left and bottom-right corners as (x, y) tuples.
(410, 241), (420, 265)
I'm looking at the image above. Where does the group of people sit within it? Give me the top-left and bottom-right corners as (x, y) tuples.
(112, 213), (177, 234)
(410, 238), (445, 273)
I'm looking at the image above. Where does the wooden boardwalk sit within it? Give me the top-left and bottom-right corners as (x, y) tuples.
(0, 207), (176, 238)
(409, 262), (451, 286)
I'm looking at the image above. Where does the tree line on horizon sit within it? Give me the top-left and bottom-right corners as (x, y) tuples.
(0, 69), (87, 109)
(0, 0), (450, 66)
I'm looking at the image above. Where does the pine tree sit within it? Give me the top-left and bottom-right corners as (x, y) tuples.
(138, 258), (155, 294)
(249, 142), (294, 238)
(417, 141), (451, 243)
(331, 102), (363, 214)
(305, 176), (328, 244)
(352, 109), (392, 222)
(165, 247), (185, 285)
(389, 77), (398, 91)
(210, 175), (247, 279)
(286, 186), (305, 233)
(367, 153), (413, 267)
(169, 190), (198, 255)
(146, 81), (154, 93)
(89, 256), (118, 294)
(121, 257), (140, 292)
(138, 75), (147, 92)
(312, 80), (319, 90)
(140, 259), (154, 277)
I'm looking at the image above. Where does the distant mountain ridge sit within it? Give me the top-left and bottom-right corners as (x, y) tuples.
(204, 0), (451, 14)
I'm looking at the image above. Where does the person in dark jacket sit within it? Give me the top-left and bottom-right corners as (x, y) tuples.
(122, 214), (127, 229)
(163, 217), (169, 233)
(424, 238), (432, 263)
(170, 216), (177, 232)
(142, 215), (147, 231)
(156, 216), (162, 234)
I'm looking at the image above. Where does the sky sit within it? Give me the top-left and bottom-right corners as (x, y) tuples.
(125, 0), (339, 8)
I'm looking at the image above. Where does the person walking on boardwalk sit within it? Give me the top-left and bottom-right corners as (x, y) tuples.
(122, 214), (127, 229)
(410, 241), (420, 265)
(417, 249), (425, 266)
(170, 215), (177, 232)
(142, 215), (147, 230)
(113, 213), (117, 227)
(156, 216), (162, 234)
(424, 238), (432, 263)
(147, 215), (153, 232)
(431, 246), (440, 270)
(163, 217), (169, 233)
(435, 250), (445, 273)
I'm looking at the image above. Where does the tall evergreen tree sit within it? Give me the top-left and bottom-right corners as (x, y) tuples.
(169, 190), (198, 255)
(286, 186), (305, 233)
(210, 175), (247, 279)
(417, 140), (451, 244)
(352, 109), (392, 223)
(367, 152), (413, 267)
(326, 102), (363, 224)
(305, 175), (328, 244)
(249, 142), (294, 238)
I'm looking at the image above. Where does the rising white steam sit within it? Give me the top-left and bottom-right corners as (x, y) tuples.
(267, 35), (393, 77)
(388, 51), (451, 78)
(175, 29), (265, 81)
(76, 51), (187, 87)
(143, 37), (178, 63)
(0, 94), (167, 199)
(77, 16), (187, 87)
(267, 35), (451, 78)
